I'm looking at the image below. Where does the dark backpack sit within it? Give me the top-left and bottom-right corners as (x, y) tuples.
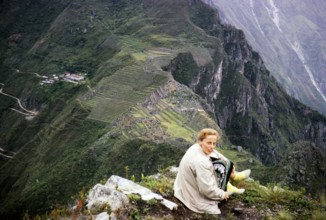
(211, 157), (234, 191)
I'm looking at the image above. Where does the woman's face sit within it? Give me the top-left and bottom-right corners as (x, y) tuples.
(199, 134), (217, 155)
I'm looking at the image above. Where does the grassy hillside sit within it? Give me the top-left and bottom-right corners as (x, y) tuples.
(0, 1), (231, 217)
(0, 0), (325, 218)
(26, 169), (326, 220)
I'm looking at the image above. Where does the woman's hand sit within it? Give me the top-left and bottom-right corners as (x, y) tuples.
(223, 191), (229, 201)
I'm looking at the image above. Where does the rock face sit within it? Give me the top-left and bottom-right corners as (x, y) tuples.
(277, 141), (326, 194)
(202, 0), (326, 116)
(87, 183), (129, 217)
(0, 0), (325, 218)
(166, 3), (326, 165)
(86, 175), (178, 219)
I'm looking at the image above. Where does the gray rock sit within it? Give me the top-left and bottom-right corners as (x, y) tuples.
(86, 183), (129, 215)
(86, 175), (178, 218)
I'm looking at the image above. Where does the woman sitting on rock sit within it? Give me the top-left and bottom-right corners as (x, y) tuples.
(173, 128), (251, 215)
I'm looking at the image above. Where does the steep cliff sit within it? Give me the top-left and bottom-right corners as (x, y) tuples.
(203, 0), (326, 116)
(166, 6), (326, 166)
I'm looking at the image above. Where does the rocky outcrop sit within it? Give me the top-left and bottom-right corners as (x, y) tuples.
(278, 141), (326, 194)
(0, 0), (325, 218)
(167, 2), (326, 165)
(86, 175), (177, 219)
(304, 121), (326, 152)
(202, 0), (326, 116)
(87, 183), (129, 218)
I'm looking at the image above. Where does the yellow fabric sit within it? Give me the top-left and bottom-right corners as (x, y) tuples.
(227, 182), (245, 194)
(233, 169), (251, 181)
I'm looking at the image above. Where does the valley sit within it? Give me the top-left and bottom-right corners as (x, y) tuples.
(0, 0), (325, 219)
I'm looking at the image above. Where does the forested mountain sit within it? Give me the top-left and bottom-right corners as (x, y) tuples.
(204, 0), (326, 115)
(0, 0), (325, 218)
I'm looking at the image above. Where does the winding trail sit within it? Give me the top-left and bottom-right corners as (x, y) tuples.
(0, 147), (15, 159)
(15, 69), (42, 78)
(10, 108), (35, 116)
(0, 152), (13, 159)
(0, 88), (37, 116)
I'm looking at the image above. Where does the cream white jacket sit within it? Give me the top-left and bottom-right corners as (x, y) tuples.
(174, 143), (226, 214)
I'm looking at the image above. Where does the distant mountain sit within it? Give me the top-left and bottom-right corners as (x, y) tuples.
(0, 0), (325, 218)
(203, 0), (326, 115)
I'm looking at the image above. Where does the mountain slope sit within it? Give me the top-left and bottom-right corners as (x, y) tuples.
(0, 0), (325, 218)
(203, 0), (326, 115)
(164, 5), (326, 165)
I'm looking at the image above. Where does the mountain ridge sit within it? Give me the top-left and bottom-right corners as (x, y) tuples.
(0, 0), (325, 218)
(203, 0), (326, 115)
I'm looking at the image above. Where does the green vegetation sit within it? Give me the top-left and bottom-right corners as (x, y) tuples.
(170, 52), (199, 86)
(235, 180), (326, 220)
(0, 0), (325, 219)
(140, 171), (175, 196)
(35, 170), (325, 220)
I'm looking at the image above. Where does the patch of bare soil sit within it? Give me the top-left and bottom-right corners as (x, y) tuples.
(132, 196), (262, 220)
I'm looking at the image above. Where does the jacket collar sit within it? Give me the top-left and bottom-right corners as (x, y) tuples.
(208, 150), (221, 159)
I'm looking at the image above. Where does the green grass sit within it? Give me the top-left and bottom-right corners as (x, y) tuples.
(159, 109), (193, 141)
(19, 168), (326, 220)
(131, 52), (148, 61)
(228, 178), (312, 217)
(84, 64), (168, 122)
(1, 0), (325, 219)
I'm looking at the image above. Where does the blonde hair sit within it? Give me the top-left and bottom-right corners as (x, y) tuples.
(197, 128), (220, 141)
